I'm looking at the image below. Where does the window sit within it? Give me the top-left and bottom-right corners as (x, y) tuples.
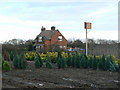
(36, 46), (40, 49)
(58, 36), (62, 41)
(38, 36), (42, 42)
(64, 46), (66, 48)
(59, 46), (62, 48)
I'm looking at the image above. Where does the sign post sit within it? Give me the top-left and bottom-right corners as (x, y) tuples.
(84, 22), (92, 56)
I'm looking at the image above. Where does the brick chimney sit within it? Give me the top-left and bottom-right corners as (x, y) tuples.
(51, 26), (55, 31)
(41, 26), (46, 32)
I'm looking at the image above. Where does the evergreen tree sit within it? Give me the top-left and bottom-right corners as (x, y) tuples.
(61, 56), (66, 68)
(109, 62), (116, 72)
(89, 56), (93, 68)
(13, 52), (19, 68)
(56, 51), (61, 62)
(75, 53), (81, 68)
(35, 55), (40, 68)
(118, 63), (120, 72)
(46, 55), (52, 69)
(98, 57), (102, 70)
(28, 43), (34, 51)
(71, 53), (76, 67)
(37, 53), (43, 67)
(98, 54), (106, 71)
(80, 55), (85, 68)
(109, 55), (119, 71)
(106, 57), (110, 70)
(66, 53), (72, 67)
(10, 51), (14, 61)
(80, 54), (88, 68)
(57, 56), (62, 69)
(92, 55), (97, 70)
(46, 60), (52, 69)
(18, 55), (21, 69)
(20, 53), (27, 69)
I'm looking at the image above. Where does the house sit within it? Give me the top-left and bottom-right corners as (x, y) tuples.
(34, 26), (67, 51)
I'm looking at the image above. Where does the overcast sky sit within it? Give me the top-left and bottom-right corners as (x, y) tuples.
(0, 0), (118, 42)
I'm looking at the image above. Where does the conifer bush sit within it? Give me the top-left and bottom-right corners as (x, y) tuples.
(109, 62), (116, 72)
(20, 53), (27, 69)
(13, 52), (27, 69)
(89, 56), (93, 68)
(66, 53), (72, 67)
(46, 60), (52, 69)
(118, 62), (120, 72)
(35, 55), (40, 68)
(106, 57), (110, 70)
(80, 54), (88, 68)
(13, 52), (19, 68)
(98, 54), (107, 71)
(46, 56), (52, 69)
(61, 56), (66, 68)
(109, 55), (119, 71)
(38, 53), (43, 67)
(71, 53), (76, 67)
(57, 56), (62, 69)
(75, 53), (81, 68)
(92, 56), (98, 70)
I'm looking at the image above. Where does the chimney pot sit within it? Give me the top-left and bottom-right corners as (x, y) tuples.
(41, 26), (46, 32)
(51, 26), (55, 31)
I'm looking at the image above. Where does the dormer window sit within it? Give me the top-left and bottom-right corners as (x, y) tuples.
(38, 36), (42, 42)
(58, 36), (62, 41)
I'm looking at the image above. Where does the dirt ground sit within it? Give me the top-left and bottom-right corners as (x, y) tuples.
(2, 61), (120, 88)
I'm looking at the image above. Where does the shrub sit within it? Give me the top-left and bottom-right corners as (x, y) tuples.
(28, 44), (34, 51)
(3, 61), (11, 71)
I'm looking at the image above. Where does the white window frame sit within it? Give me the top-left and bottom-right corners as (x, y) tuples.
(58, 36), (62, 41)
(59, 46), (62, 48)
(38, 36), (42, 42)
(64, 46), (66, 48)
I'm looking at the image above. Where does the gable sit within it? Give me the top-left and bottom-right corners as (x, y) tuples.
(52, 30), (67, 42)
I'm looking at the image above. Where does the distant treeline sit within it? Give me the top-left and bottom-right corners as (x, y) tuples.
(1, 38), (120, 58)
(67, 39), (119, 58)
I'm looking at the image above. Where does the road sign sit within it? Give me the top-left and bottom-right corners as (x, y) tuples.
(84, 22), (92, 56)
(84, 22), (92, 29)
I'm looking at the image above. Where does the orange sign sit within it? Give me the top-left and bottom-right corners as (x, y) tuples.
(84, 22), (92, 29)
